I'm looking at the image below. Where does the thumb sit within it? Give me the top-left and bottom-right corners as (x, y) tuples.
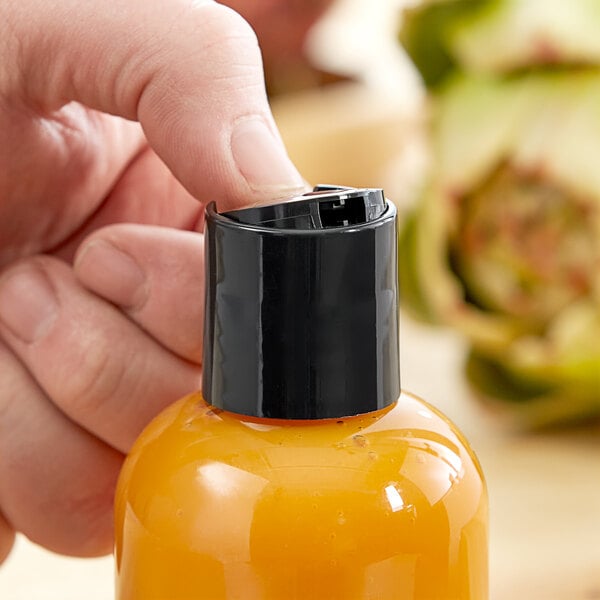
(3, 0), (305, 209)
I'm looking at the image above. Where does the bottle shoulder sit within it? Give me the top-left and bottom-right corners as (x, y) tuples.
(116, 392), (488, 599)
(120, 391), (486, 518)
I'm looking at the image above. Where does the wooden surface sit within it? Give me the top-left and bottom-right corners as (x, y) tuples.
(399, 319), (600, 600)
(1, 315), (599, 599)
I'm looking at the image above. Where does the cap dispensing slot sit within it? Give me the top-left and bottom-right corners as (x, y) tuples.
(224, 187), (387, 230)
(202, 186), (400, 420)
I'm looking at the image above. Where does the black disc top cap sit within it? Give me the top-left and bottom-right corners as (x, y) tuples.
(202, 185), (400, 420)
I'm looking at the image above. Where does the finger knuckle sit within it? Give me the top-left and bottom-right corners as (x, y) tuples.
(57, 336), (131, 423)
(195, 2), (260, 49)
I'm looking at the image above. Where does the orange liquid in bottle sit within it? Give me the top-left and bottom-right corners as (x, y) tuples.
(115, 391), (488, 600)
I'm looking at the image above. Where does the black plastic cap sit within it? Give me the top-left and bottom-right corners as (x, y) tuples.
(202, 186), (400, 419)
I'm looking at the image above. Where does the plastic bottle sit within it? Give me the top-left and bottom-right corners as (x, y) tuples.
(114, 186), (488, 600)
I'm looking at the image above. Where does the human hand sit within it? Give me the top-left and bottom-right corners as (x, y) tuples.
(0, 0), (304, 563)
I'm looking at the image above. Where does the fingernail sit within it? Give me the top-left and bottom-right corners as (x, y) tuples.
(75, 240), (147, 309)
(0, 265), (59, 343)
(231, 117), (305, 192)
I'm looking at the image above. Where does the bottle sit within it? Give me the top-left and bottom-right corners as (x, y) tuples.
(114, 186), (488, 600)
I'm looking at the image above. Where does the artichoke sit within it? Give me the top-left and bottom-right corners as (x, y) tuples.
(399, 0), (600, 426)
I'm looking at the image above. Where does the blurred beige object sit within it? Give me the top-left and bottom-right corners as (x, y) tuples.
(272, 82), (426, 205)
(1, 536), (112, 599)
(270, 0), (427, 206)
(307, 0), (417, 90)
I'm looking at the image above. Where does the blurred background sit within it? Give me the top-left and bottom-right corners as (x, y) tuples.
(2, 0), (600, 598)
